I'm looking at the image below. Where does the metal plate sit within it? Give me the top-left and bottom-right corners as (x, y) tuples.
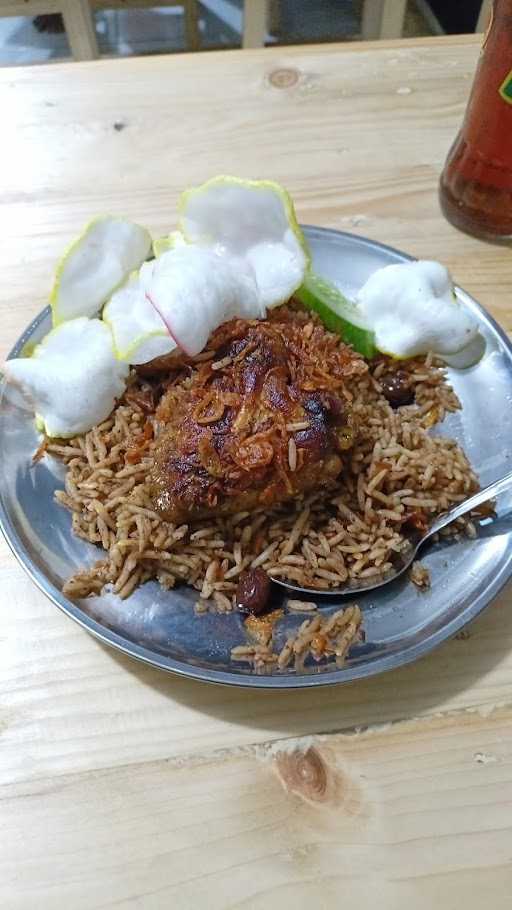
(1, 227), (512, 689)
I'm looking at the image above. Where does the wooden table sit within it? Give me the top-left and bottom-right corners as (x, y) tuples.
(2, 35), (512, 909)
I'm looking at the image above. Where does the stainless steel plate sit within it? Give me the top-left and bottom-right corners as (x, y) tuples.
(1, 227), (512, 689)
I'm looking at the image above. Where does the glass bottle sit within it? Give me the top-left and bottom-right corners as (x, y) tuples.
(439, 0), (512, 243)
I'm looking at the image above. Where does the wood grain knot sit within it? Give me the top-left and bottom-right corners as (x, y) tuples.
(275, 746), (328, 803)
(269, 68), (299, 89)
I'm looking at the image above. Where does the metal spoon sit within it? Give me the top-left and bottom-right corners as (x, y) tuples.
(273, 470), (512, 597)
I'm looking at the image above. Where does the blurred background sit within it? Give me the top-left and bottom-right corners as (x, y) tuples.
(0, 0), (489, 66)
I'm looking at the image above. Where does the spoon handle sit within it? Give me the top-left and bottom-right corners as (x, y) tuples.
(428, 469), (512, 538)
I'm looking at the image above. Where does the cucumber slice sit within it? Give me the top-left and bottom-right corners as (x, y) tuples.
(296, 272), (377, 359)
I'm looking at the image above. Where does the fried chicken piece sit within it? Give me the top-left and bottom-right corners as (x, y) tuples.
(150, 307), (367, 522)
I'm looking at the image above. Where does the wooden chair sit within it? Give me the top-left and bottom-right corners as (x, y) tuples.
(476, 0), (492, 32)
(361, 0), (408, 40)
(242, 0), (268, 47)
(242, 0), (409, 47)
(0, 0), (491, 62)
(0, 0), (199, 60)
(0, 0), (99, 58)
(90, 0), (199, 51)
(243, 0), (494, 47)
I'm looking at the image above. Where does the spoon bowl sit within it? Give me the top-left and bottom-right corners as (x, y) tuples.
(272, 470), (512, 597)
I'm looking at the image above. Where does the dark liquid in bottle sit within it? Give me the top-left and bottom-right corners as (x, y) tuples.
(439, 2), (512, 243)
(440, 139), (512, 242)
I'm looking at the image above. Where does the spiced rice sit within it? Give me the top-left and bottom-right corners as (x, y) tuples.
(48, 309), (479, 640)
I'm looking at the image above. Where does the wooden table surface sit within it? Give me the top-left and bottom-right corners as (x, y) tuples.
(2, 35), (512, 909)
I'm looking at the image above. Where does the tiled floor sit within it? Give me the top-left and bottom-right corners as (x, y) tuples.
(0, 0), (434, 66)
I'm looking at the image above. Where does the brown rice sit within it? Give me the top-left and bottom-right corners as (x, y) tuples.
(230, 604), (363, 673)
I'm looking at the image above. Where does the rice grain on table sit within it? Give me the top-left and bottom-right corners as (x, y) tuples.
(53, 336), (478, 642)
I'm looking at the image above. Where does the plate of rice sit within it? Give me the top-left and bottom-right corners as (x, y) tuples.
(1, 182), (512, 687)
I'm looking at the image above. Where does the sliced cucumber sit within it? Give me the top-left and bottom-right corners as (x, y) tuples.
(296, 272), (377, 359)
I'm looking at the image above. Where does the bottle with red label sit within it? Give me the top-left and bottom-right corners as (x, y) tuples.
(439, 0), (512, 243)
